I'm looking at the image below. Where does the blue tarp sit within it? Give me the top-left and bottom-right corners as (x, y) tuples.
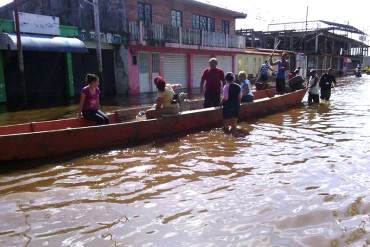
(0, 33), (88, 53)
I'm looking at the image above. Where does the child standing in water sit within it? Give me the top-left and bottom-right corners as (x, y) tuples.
(221, 72), (242, 135)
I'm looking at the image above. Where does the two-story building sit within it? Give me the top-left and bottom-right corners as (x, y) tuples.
(0, 0), (248, 107)
(126, 0), (247, 94)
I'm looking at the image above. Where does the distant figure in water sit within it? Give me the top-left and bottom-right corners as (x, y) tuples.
(146, 76), (181, 119)
(78, 74), (110, 125)
(319, 68), (337, 101)
(221, 72), (242, 135)
(307, 69), (320, 105)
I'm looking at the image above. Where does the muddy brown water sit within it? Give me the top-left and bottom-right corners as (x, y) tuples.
(1, 76), (370, 246)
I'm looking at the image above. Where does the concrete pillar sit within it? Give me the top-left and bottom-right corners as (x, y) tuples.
(65, 52), (75, 98)
(0, 51), (7, 103)
(114, 45), (129, 94)
(290, 37), (294, 50)
(315, 35), (319, 54)
(332, 40), (335, 54)
(232, 54), (236, 73)
(187, 54), (193, 89)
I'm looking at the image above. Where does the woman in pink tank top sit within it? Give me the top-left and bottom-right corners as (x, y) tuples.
(78, 74), (109, 125)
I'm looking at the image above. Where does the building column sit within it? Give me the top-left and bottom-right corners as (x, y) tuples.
(315, 35), (319, 54)
(187, 54), (193, 89)
(65, 53), (75, 97)
(232, 54), (236, 74)
(0, 51), (7, 103)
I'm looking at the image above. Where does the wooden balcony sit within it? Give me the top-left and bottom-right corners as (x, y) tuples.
(129, 21), (246, 50)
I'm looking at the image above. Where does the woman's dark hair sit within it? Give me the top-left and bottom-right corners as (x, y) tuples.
(85, 74), (99, 84)
(154, 76), (166, 92)
(225, 72), (235, 83)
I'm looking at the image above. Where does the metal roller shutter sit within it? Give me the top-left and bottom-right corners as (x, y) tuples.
(192, 55), (210, 88)
(163, 54), (187, 88)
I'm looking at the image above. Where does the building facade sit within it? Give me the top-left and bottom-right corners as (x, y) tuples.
(238, 21), (369, 76)
(2, 1), (307, 108)
(0, 0), (128, 107)
(126, 0), (247, 94)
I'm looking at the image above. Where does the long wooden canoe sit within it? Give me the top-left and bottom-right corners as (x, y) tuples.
(0, 89), (306, 163)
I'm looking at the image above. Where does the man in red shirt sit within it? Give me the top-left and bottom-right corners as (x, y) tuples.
(200, 58), (226, 108)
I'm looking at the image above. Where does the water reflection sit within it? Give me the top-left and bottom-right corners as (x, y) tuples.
(1, 76), (370, 246)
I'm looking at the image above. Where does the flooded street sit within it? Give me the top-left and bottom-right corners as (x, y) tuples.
(1, 76), (370, 246)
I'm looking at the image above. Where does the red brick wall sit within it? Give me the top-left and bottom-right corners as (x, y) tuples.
(127, 0), (237, 34)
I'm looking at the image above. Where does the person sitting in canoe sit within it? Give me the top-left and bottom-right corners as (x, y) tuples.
(78, 74), (110, 125)
(221, 72), (242, 135)
(238, 71), (254, 103)
(146, 76), (182, 119)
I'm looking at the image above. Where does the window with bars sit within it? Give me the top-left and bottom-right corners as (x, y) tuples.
(192, 14), (200, 29)
(192, 14), (215, 32)
(208, 17), (215, 32)
(222, 20), (230, 34)
(171, 10), (182, 27)
(138, 2), (152, 25)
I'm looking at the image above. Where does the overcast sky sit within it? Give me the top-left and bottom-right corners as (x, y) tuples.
(1, 0), (369, 36)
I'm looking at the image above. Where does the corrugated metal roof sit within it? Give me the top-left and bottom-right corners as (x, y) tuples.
(0, 33), (88, 53)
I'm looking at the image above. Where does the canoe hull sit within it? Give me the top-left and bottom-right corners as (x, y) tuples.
(0, 89), (306, 163)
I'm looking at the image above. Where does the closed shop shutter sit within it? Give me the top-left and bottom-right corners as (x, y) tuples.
(216, 56), (232, 74)
(163, 54), (187, 88)
(192, 55), (210, 88)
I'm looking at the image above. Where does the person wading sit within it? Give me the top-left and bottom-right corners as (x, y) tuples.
(319, 68), (337, 101)
(307, 69), (320, 105)
(221, 72), (242, 135)
(200, 58), (226, 108)
(78, 74), (110, 125)
(270, 52), (290, 94)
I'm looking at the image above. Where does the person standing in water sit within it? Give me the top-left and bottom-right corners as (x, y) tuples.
(307, 69), (320, 105)
(221, 72), (242, 135)
(78, 74), (110, 125)
(200, 58), (226, 108)
(270, 52), (290, 94)
(319, 68), (337, 101)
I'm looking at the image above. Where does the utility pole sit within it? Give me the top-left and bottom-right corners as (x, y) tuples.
(13, 0), (27, 107)
(93, 0), (103, 78)
(302, 5), (308, 53)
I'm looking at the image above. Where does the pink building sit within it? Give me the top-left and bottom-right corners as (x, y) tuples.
(126, 0), (247, 94)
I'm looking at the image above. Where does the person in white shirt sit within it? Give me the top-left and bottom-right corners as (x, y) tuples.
(307, 69), (320, 105)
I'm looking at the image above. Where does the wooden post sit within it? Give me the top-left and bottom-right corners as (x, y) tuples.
(13, 0), (27, 107)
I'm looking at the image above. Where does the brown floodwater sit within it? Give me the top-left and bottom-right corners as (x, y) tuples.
(1, 76), (370, 247)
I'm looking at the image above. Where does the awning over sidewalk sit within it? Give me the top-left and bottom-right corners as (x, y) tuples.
(0, 33), (88, 53)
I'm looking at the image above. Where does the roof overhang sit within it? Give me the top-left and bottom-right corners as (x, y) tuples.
(0, 33), (88, 53)
(179, 0), (247, 19)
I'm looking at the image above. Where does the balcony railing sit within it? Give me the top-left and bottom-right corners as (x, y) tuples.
(129, 21), (246, 49)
